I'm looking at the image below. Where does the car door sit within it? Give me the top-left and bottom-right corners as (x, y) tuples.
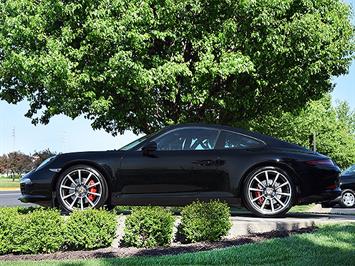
(118, 127), (221, 198)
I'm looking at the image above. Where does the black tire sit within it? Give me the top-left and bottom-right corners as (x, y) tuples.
(56, 164), (108, 213)
(242, 166), (296, 218)
(339, 190), (355, 208)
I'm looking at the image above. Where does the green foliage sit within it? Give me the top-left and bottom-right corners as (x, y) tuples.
(112, 205), (182, 215)
(0, 0), (353, 134)
(122, 206), (175, 248)
(250, 94), (355, 169)
(12, 223), (354, 266)
(112, 205), (134, 214)
(180, 200), (231, 243)
(0, 208), (65, 254)
(65, 209), (117, 250)
(0, 208), (18, 254)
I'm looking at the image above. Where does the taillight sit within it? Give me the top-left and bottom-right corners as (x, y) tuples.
(325, 184), (338, 190)
(306, 159), (334, 167)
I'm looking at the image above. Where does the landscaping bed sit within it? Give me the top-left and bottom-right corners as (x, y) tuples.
(0, 228), (313, 262)
(0, 201), (233, 256)
(1, 202), (353, 265)
(0, 224), (353, 265)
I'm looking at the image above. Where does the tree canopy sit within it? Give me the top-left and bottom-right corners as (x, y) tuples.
(0, 149), (56, 177)
(0, 0), (354, 134)
(250, 94), (355, 169)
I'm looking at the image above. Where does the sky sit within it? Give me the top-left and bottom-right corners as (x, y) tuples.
(0, 2), (354, 155)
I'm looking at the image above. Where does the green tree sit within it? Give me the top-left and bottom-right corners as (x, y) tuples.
(335, 100), (355, 135)
(250, 95), (355, 169)
(4, 152), (33, 179)
(32, 149), (57, 168)
(0, 0), (354, 134)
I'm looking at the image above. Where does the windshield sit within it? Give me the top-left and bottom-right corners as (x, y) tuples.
(342, 165), (355, 175)
(36, 156), (56, 170)
(119, 135), (150, 151)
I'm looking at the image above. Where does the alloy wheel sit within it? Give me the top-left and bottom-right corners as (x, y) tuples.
(247, 170), (292, 215)
(342, 192), (355, 207)
(59, 168), (103, 211)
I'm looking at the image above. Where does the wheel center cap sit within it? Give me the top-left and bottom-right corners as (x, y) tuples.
(265, 187), (274, 195)
(76, 185), (87, 197)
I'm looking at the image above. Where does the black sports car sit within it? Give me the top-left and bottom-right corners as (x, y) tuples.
(19, 123), (341, 217)
(322, 165), (355, 208)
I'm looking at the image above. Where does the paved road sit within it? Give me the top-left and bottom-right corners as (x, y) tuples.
(0, 190), (36, 207)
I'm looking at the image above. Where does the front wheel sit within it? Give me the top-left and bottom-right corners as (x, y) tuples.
(242, 167), (295, 217)
(339, 190), (355, 208)
(56, 165), (108, 212)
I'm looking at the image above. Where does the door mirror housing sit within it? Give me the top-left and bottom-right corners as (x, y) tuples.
(142, 141), (157, 155)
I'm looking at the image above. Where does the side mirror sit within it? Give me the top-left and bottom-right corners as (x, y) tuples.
(142, 141), (157, 155)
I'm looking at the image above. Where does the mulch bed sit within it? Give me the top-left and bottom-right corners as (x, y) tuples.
(0, 227), (315, 261)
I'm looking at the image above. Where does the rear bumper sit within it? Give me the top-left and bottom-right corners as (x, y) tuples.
(298, 187), (341, 204)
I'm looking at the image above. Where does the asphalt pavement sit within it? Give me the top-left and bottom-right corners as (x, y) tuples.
(0, 190), (35, 207)
(0, 190), (354, 216)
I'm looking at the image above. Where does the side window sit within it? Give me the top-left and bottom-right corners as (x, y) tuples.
(219, 131), (263, 149)
(154, 128), (219, 151)
(343, 165), (355, 176)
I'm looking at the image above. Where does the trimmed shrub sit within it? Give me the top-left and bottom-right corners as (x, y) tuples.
(0, 208), (18, 254)
(180, 200), (232, 242)
(112, 205), (131, 214)
(65, 209), (117, 250)
(0, 208), (65, 254)
(122, 206), (175, 248)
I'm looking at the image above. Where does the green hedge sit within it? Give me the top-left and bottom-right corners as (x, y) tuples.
(122, 206), (175, 248)
(0, 201), (233, 254)
(0, 208), (65, 254)
(65, 209), (117, 250)
(180, 200), (232, 243)
(0, 207), (117, 254)
(0, 208), (18, 254)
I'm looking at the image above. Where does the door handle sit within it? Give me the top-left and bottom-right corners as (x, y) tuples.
(192, 160), (214, 166)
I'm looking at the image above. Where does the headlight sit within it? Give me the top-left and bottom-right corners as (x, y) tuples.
(20, 178), (32, 185)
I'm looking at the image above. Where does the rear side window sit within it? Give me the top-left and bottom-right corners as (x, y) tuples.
(218, 131), (264, 149)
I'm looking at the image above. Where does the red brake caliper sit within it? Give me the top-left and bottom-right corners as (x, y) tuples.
(255, 185), (264, 204)
(88, 180), (97, 202)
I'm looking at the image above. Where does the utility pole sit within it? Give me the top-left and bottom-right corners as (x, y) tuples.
(11, 127), (16, 152)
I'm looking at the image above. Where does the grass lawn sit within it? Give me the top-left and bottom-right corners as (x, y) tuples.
(289, 204), (315, 213)
(0, 178), (19, 189)
(1, 223), (354, 266)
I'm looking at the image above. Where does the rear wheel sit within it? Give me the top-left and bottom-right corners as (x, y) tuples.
(339, 190), (355, 208)
(56, 165), (108, 213)
(242, 166), (295, 217)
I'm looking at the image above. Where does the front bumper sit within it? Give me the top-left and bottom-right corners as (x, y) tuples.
(18, 194), (52, 206)
(298, 187), (341, 204)
(19, 169), (55, 206)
